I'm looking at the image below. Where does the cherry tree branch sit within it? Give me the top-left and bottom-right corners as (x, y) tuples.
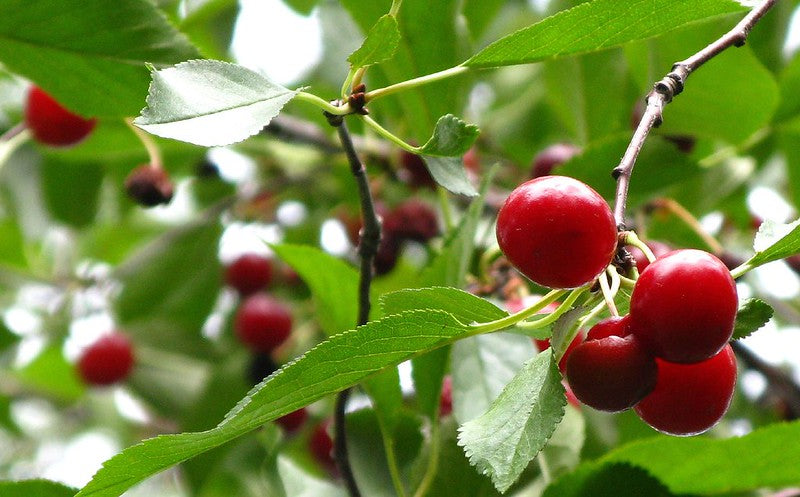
(612, 0), (778, 228)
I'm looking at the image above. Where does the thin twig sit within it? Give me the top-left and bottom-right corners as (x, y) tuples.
(612, 0), (778, 228)
(326, 113), (384, 497)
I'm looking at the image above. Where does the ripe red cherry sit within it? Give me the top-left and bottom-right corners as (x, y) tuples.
(25, 86), (96, 146)
(398, 150), (435, 188)
(531, 143), (580, 178)
(635, 344), (736, 436)
(496, 176), (617, 289)
(565, 316), (657, 412)
(629, 249), (737, 363)
(275, 407), (308, 433)
(234, 293), (292, 353)
(77, 333), (135, 386)
(225, 253), (273, 296)
(626, 240), (671, 273)
(383, 199), (440, 243)
(309, 420), (336, 471)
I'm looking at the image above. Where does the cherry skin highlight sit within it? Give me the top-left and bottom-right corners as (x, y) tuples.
(77, 333), (135, 386)
(496, 176), (617, 289)
(629, 249), (737, 363)
(565, 316), (657, 412)
(635, 344), (737, 436)
(25, 86), (96, 147)
(225, 253), (273, 296)
(234, 293), (292, 353)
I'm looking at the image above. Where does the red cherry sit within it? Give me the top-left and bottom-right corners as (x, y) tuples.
(565, 316), (657, 412)
(463, 147), (480, 175)
(531, 143), (580, 178)
(439, 376), (453, 417)
(225, 253), (273, 296)
(629, 250), (737, 363)
(496, 176), (617, 289)
(77, 333), (135, 386)
(275, 407), (308, 433)
(563, 382), (581, 408)
(635, 344), (736, 436)
(25, 86), (96, 147)
(309, 420), (336, 471)
(124, 165), (174, 207)
(383, 199), (440, 243)
(398, 150), (435, 189)
(626, 240), (671, 273)
(234, 293), (292, 353)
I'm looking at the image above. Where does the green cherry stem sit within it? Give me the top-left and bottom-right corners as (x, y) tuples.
(599, 268), (620, 317)
(361, 115), (418, 152)
(514, 288), (588, 331)
(469, 288), (571, 335)
(295, 92), (353, 116)
(729, 260), (753, 280)
(364, 65), (469, 103)
(622, 231), (656, 262)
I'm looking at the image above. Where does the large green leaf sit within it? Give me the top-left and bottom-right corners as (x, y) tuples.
(76, 310), (471, 497)
(380, 286), (506, 324)
(465, 0), (745, 68)
(603, 421), (800, 494)
(0, 480), (77, 497)
(0, 0), (198, 117)
(113, 217), (222, 355)
(134, 60), (296, 146)
(625, 22), (778, 144)
(458, 349), (565, 493)
(746, 218), (800, 268)
(272, 244), (360, 336)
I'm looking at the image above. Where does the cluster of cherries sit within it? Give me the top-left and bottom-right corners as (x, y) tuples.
(496, 175), (739, 436)
(23, 86), (173, 206)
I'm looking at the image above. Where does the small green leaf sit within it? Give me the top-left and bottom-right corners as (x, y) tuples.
(272, 244), (359, 335)
(0, 479), (77, 497)
(746, 218), (800, 268)
(458, 349), (565, 493)
(732, 298), (774, 340)
(76, 310), (470, 497)
(348, 15), (401, 69)
(134, 60), (296, 146)
(419, 114), (480, 157)
(603, 421), (800, 494)
(422, 155), (477, 197)
(0, 0), (199, 117)
(464, 0), (745, 68)
(381, 286), (506, 324)
(451, 333), (536, 424)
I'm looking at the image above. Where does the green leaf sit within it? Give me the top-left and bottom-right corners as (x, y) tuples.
(464, 0), (745, 68)
(451, 333), (536, 424)
(603, 421), (800, 494)
(419, 114), (480, 157)
(114, 217), (222, 355)
(732, 298), (773, 340)
(272, 244), (359, 335)
(14, 346), (85, 402)
(348, 15), (401, 69)
(543, 462), (677, 497)
(0, 0), (198, 117)
(458, 349), (566, 493)
(41, 158), (103, 228)
(281, 0), (319, 16)
(134, 60), (296, 146)
(76, 310), (470, 497)
(746, 218), (800, 268)
(381, 286), (506, 324)
(625, 22), (778, 144)
(422, 156), (478, 196)
(422, 165), (495, 285)
(0, 479), (77, 497)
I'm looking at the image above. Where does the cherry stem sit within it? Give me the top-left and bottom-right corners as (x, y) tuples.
(599, 268), (620, 317)
(328, 116), (382, 497)
(469, 288), (570, 334)
(365, 65), (469, 103)
(126, 118), (163, 170)
(612, 0), (777, 228)
(649, 198), (724, 254)
(622, 231), (656, 262)
(514, 289), (587, 331)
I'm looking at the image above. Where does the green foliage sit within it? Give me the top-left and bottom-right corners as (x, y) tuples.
(465, 0), (744, 68)
(0, 0), (198, 117)
(458, 350), (566, 493)
(347, 15), (401, 69)
(748, 218), (800, 267)
(732, 298), (774, 340)
(135, 60), (296, 146)
(0, 480), (77, 497)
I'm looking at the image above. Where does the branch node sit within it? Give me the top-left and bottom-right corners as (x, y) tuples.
(324, 100), (345, 127)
